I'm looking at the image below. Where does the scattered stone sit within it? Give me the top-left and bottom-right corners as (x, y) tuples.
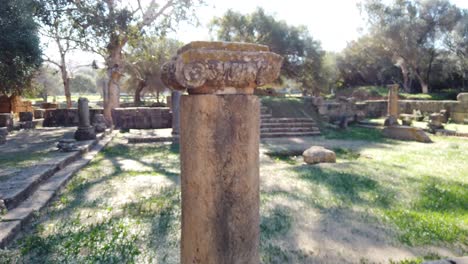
(382, 126), (432, 143)
(303, 146), (336, 164)
(74, 98), (96, 141)
(0, 127), (8, 144)
(19, 112), (33, 122)
(93, 113), (107, 133)
(57, 139), (79, 152)
(428, 113), (444, 132)
(439, 109), (449, 123)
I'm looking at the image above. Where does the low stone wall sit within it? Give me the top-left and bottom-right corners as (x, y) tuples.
(43, 108), (104, 127)
(112, 107), (171, 130)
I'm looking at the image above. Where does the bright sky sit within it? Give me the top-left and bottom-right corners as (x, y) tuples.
(46, 0), (468, 66)
(169, 0), (468, 52)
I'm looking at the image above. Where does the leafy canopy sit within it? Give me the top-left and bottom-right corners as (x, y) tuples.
(0, 0), (42, 95)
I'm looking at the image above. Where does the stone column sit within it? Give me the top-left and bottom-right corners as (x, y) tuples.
(161, 41), (283, 264)
(74, 97), (96, 140)
(171, 90), (181, 136)
(384, 84), (399, 126)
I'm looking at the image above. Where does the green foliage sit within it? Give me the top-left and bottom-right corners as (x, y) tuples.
(210, 8), (324, 95)
(123, 37), (182, 103)
(362, 0), (463, 93)
(0, 0), (42, 95)
(70, 74), (97, 94)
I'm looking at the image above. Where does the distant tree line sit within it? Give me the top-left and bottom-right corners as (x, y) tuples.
(1, 0), (467, 115)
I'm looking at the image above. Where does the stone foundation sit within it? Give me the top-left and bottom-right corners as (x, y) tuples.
(43, 108), (103, 127)
(112, 107), (171, 130)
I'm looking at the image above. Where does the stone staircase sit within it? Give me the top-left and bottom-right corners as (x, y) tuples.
(261, 106), (321, 138)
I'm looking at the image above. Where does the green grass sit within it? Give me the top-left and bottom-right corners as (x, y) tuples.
(260, 96), (318, 119)
(0, 150), (52, 168)
(323, 126), (387, 142)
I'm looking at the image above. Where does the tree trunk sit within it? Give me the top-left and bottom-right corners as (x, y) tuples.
(104, 46), (124, 124)
(134, 80), (145, 105)
(415, 72), (429, 94)
(59, 55), (72, 108)
(398, 63), (410, 93)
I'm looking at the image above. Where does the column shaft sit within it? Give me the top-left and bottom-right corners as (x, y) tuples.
(180, 94), (260, 264)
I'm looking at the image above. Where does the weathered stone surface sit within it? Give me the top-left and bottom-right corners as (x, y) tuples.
(180, 95), (260, 264)
(384, 116), (399, 127)
(0, 113), (13, 131)
(429, 113), (444, 130)
(74, 126), (96, 141)
(457, 93), (468, 103)
(34, 109), (45, 119)
(77, 98), (91, 127)
(19, 121), (36, 130)
(161, 41), (283, 95)
(93, 114), (107, 133)
(43, 108), (103, 127)
(0, 221), (21, 248)
(382, 126), (432, 143)
(19, 112), (33, 122)
(112, 107), (171, 130)
(75, 98), (96, 141)
(303, 146), (336, 164)
(0, 127), (7, 144)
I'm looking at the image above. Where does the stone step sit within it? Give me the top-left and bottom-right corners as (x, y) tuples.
(261, 127), (320, 133)
(261, 122), (317, 128)
(261, 117), (316, 123)
(261, 131), (321, 138)
(0, 130), (110, 212)
(0, 131), (116, 249)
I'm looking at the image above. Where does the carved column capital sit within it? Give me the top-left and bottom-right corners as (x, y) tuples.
(161, 41), (283, 95)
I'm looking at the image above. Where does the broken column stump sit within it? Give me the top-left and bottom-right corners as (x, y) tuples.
(162, 41), (283, 264)
(384, 84), (400, 126)
(74, 98), (96, 141)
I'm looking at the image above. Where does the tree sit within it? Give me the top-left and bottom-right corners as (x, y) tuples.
(0, 0), (42, 95)
(31, 65), (62, 102)
(37, 0), (81, 108)
(70, 74), (97, 94)
(123, 37), (181, 104)
(445, 10), (468, 89)
(69, 0), (202, 123)
(210, 8), (324, 95)
(336, 35), (401, 88)
(362, 0), (462, 93)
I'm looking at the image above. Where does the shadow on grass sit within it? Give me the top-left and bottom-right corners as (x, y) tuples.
(292, 165), (395, 208)
(6, 142), (182, 263)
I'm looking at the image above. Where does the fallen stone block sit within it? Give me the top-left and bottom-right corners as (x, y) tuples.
(382, 126), (432, 143)
(303, 146), (336, 164)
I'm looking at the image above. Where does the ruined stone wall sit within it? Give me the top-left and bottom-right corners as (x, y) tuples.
(112, 107), (171, 130)
(43, 108), (104, 127)
(361, 93), (468, 123)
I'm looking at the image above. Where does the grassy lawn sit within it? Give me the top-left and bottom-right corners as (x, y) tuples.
(1, 130), (467, 263)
